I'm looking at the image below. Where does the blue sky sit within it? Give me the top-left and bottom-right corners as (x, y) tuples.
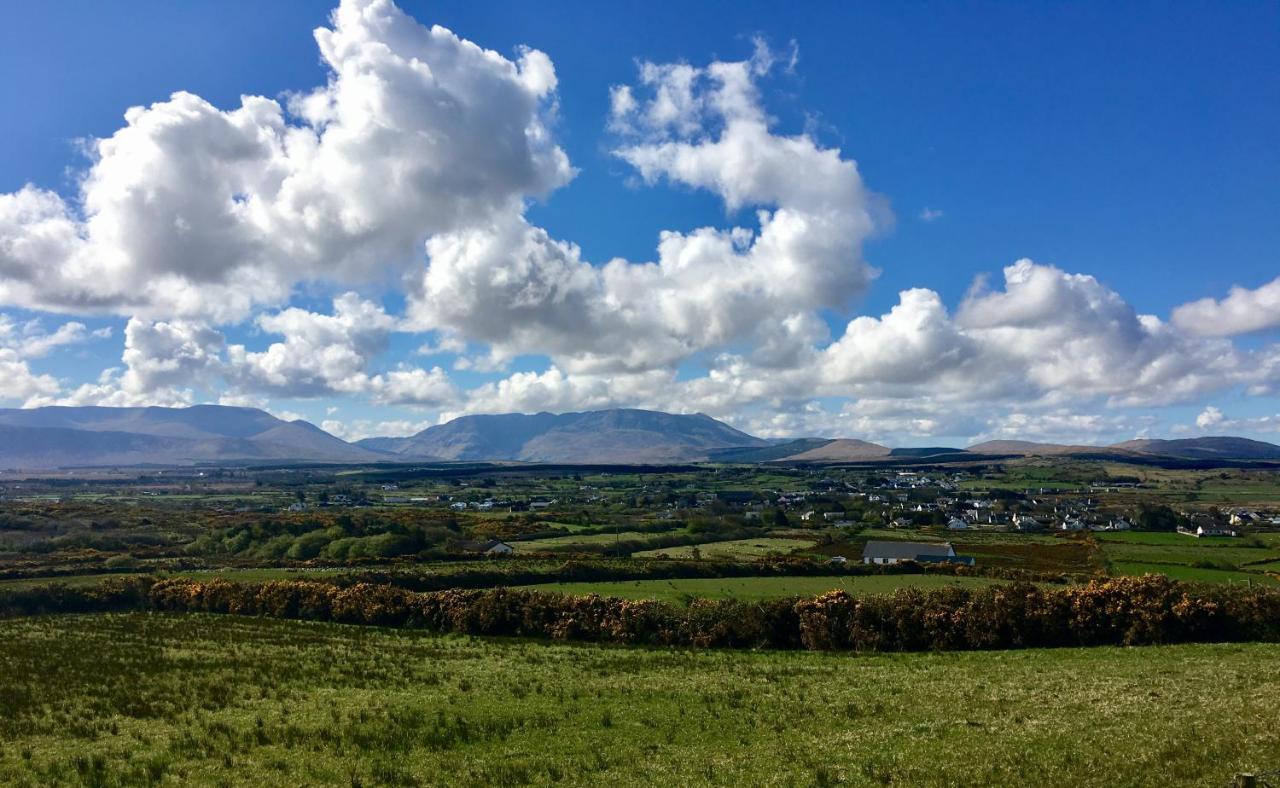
(0, 0), (1277, 444)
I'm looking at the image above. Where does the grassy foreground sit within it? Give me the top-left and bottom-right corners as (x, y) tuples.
(1, 614), (1277, 786)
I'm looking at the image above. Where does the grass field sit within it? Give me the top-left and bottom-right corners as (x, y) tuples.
(0, 613), (1277, 786)
(511, 531), (656, 551)
(1111, 561), (1280, 586)
(0, 567), (352, 592)
(516, 574), (1007, 603)
(632, 537), (816, 560)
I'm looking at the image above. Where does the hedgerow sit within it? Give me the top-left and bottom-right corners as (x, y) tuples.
(3, 574), (1279, 653)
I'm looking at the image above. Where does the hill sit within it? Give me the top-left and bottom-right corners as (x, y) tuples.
(360, 409), (769, 463)
(1110, 436), (1280, 461)
(781, 438), (892, 462)
(0, 405), (384, 468)
(967, 440), (1104, 456)
(707, 438), (835, 463)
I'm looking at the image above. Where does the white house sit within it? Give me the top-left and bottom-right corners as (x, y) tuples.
(861, 540), (972, 566)
(947, 517), (968, 531)
(1230, 511), (1259, 526)
(1013, 514), (1045, 532)
(1180, 523), (1238, 538)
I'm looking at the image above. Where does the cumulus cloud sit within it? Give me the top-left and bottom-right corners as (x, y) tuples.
(1172, 276), (1280, 337)
(50, 318), (224, 407)
(0, 315), (110, 359)
(224, 293), (457, 406)
(322, 418), (433, 442)
(1190, 406), (1280, 434)
(0, 0), (570, 322)
(3, 0), (1279, 446)
(227, 293), (395, 397)
(0, 349), (61, 405)
(407, 40), (884, 373)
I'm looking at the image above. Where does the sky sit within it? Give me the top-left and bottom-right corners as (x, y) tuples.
(0, 0), (1277, 446)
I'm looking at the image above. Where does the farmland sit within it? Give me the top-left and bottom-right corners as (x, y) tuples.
(0, 613), (1277, 786)
(516, 573), (1006, 603)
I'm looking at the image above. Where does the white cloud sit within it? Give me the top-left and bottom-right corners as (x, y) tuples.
(2, 0), (1279, 447)
(227, 293), (394, 397)
(0, 0), (571, 322)
(0, 349), (61, 405)
(408, 41), (884, 374)
(1190, 406), (1280, 434)
(322, 418), (432, 442)
(365, 366), (456, 407)
(0, 315), (110, 359)
(1172, 276), (1280, 337)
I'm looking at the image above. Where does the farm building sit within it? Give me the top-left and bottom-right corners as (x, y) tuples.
(458, 539), (515, 555)
(861, 541), (973, 566)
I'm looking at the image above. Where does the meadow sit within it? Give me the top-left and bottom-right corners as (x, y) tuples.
(515, 573), (1006, 603)
(632, 536), (816, 559)
(0, 613), (1276, 786)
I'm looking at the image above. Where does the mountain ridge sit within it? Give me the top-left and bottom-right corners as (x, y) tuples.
(360, 408), (770, 463)
(0, 404), (1277, 468)
(0, 406), (385, 468)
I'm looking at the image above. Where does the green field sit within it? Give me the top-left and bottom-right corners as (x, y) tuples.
(0, 567), (352, 592)
(632, 537), (816, 560)
(1111, 561), (1280, 586)
(517, 574), (1008, 603)
(0, 613), (1277, 786)
(511, 531), (656, 551)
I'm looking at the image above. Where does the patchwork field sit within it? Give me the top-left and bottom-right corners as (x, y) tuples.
(0, 614), (1277, 786)
(515, 573), (1006, 603)
(632, 537), (817, 560)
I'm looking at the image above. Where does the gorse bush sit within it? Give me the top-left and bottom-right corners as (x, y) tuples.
(4, 574), (1280, 653)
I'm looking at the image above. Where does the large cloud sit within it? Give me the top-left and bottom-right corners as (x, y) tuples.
(0, 0), (570, 322)
(406, 41), (884, 373)
(2, 0), (1278, 446)
(1172, 275), (1280, 337)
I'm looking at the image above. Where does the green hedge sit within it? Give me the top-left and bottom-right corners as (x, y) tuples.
(4, 574), (1280, 652)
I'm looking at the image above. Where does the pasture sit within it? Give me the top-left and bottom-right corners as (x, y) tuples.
(516, 573), (1007, 603)
(632, 537), (816, 560)
(0, 613), (1277, 786)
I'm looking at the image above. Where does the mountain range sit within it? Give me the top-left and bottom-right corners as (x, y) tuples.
(0, 405), (1277, 469)
(0, 405), (383, 468)
(356, 409), (770, 463)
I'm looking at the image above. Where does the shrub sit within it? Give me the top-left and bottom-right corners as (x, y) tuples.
(4, 574), (1279, 655)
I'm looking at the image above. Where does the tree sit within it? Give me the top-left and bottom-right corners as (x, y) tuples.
(1136, 504), (1181, 532)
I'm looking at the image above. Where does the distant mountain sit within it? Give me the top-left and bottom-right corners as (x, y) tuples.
(1110, 436), (1280, 461)
(967, 440), (1103, 456)
(782, 438), (892, 462)
(360, 409), (769, 463)
(707, 438), (836, 463)
(967, 436), (1280, 462)
(0, 405), (385, 468)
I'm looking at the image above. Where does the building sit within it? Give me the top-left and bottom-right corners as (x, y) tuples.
(861, 540), (973, 566)
(946, 517), (968, 531)
(458, 539), (515, 555)
(1179, 523), (1238, 538)
(1013, 514), (1045, 533)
